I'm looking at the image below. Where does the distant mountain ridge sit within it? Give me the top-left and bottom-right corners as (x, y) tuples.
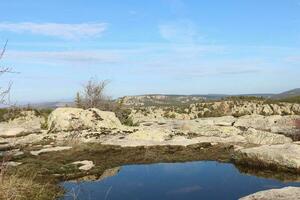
(271, 88), (300, 99)
(21, 88), (299, 108)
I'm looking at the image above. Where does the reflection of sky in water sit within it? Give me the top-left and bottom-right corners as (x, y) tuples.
(62, 161), (300, 200)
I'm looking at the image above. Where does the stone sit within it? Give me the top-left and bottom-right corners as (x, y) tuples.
(47, 107), (123, 132)
(98, 167), (120, 181)
(4, 161), (22, 167)
(0, 111), (44, 137)
(126, 128), (171, 142)
(241, 128), (293, 145)
(234, 115), (300, 139)
(235, 143), (300, 170)
(239, 186), (300, 200)
(72, 160), (95, 171)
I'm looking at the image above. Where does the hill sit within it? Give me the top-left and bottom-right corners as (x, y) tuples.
(272, 88), (300, 99)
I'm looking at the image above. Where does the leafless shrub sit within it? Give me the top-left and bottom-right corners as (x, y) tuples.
(0, 40), (13, 105)
(75, 78), (137, 126)
(76, 78), (110, 110)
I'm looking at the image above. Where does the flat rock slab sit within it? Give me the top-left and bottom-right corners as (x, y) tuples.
(236, 143), (300, 170)
(30, 146), (72, 156)
(3, 161), (22, 167)
(239, 186), (300, 200)
(72, 160), (95, 171)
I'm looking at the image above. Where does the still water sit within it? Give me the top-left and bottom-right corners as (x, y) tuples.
(62, 161), (300, 200)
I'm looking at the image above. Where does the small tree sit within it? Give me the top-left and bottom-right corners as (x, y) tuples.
(77, 78), (110, 109)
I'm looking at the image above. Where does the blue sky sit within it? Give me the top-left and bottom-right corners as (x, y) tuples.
(0, 0), (300, 102)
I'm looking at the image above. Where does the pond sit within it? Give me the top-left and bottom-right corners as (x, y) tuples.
(62, 161), (300, 200)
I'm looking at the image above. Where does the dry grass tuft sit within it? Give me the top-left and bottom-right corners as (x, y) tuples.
(0, 156), (62, 200)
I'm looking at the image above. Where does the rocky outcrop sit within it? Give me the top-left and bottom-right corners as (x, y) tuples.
(240, 128), (292, 145)
(129, 101), (300, 123)
(47, 108), (122, 132)
(0, 111), (44, 137)
(234, 115), (300, 140)
(234, 143), (300, 171)
(239, 186), (300, 200)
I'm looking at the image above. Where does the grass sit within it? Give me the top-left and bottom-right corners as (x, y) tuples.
(2, 143), (237, 200)
(0, 171), (61, 200)
(0, 154), (62, 200)
(0, 107), (53, 123)
(1, 140), (300, 199)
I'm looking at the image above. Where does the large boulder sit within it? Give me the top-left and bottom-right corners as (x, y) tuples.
(239, 187), (300, 200)
(234, 143), (300, 171)
(47, 108), (122, 132)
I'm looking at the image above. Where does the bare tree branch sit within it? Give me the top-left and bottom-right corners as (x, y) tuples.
(76, 78), (111, 109)
(0, 40), (7, 60)
(0, 41), (12, 105)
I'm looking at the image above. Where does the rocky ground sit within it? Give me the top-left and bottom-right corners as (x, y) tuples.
(129, 100), (300, 122)
(0, 104), (300, 199)
(239, 187), (300, 200)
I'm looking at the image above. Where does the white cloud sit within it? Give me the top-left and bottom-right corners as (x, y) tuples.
(0, 22), (107, 40)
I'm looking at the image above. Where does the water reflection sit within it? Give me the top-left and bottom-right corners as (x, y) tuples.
(62, 161), (300, 200)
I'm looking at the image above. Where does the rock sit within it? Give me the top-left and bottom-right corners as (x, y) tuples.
(234, 114), (280, 130)
(187, 124), (242, 138)
(194, 116), (236, 126)
(241, 128), (293, 145)
(98, 167), (120, 181)
(48, 108), (122, 132)
(234, 115), (300, 140)
(239, 186), (300, 200)
(0, 111), (44, 137)
(72, 160), (94, 171)
(235, 143), (300, 170)
(261, 104), (273, 115)
(30, 146), (72, 156)
(126, 128), (171, 142)
(4, 161), (22, 167)
(3, 133), (46, 147)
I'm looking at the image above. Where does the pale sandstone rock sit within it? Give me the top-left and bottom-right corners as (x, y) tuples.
(2, 132), (46, 147)
(0, 111), (44, 137)
(236, 143), (300, 170)
(239, 186), (300, 200)
(234, 114), (280, 130)
(48, 108), (122, 132)
(189, 125), (242, 138)
(30, 146), (72, 156)
(241, 128), (293, 145)
(4, 161), (22, 167)
(127, 128), (171, 142)
(234, 115), (300, 135)
(194, 116), (236, 126)
(72, 160), (95, 171)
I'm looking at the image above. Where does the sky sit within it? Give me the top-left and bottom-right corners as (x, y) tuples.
(0, 0), (300, 103)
